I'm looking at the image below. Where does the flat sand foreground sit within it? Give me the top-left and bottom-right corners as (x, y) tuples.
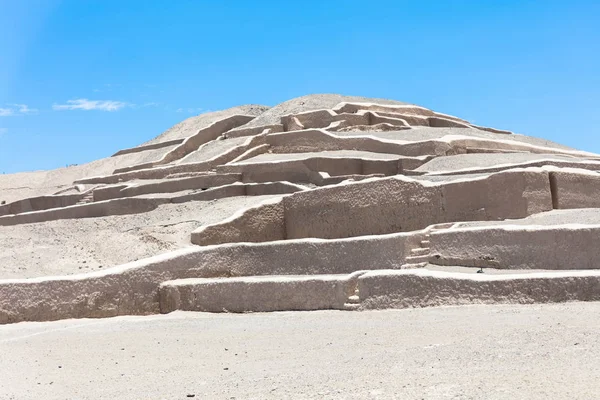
(1, 303), (599, 400)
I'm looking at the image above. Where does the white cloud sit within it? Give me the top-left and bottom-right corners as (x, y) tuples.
(53, 99), (130, 112)
(11, 104), (37, 114)
(0, 104), (38, 116)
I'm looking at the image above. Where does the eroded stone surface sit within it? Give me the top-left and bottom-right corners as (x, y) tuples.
(2, 94), (600, 323)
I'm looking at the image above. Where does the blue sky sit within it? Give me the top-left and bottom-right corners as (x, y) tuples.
(0, 0), (598, 173)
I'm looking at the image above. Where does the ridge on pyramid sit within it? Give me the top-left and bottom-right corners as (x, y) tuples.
(2, 93), (600, 324)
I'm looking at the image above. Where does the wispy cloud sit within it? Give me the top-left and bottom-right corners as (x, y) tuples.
(53, 99), (130, 112)
(0, 104), (38, 116)
(12, 104), (37, 114)
(0, 128), (6, 136)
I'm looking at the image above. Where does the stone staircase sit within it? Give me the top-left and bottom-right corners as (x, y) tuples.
(343, 287), (361, 310)
(74, 184), (107, 205)
(403, 223), (456, 266)
(403, 234), (433, 266)
(75, 190), (95, 205)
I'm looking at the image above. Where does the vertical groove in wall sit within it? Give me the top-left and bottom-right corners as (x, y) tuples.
(282, 197), (289, 241)
(549, 172), (559, 209)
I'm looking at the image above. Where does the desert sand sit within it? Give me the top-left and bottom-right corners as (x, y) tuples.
(2, 303), (599, 399)
(0, 195), (274, 278)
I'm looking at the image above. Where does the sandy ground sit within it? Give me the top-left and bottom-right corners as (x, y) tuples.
(0, 195), (274, 279)
(1, 302), (600, 399)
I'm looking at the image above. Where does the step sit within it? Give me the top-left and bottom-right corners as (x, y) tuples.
(404, 254), (430, 263)
(343, 303), (361, 311)
(77, 195), (94, 203)
(77, 192), (95, 203)
(159, 274), (353, 313)
(401, 262), (428, 269)
(410, 247), (430, 256)
(76, 198), (94, 205)
(430, 223), (455, 232)
(346, 295), (361, 304)
(420, 240), (431, 247)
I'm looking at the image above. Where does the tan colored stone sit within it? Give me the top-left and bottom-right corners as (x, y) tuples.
(358, 269), (600, 309)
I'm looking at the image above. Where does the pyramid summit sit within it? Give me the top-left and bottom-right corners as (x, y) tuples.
(1, 93), (600, 323)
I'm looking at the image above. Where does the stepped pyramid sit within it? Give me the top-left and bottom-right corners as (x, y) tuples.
(2, 93), (600, 324)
